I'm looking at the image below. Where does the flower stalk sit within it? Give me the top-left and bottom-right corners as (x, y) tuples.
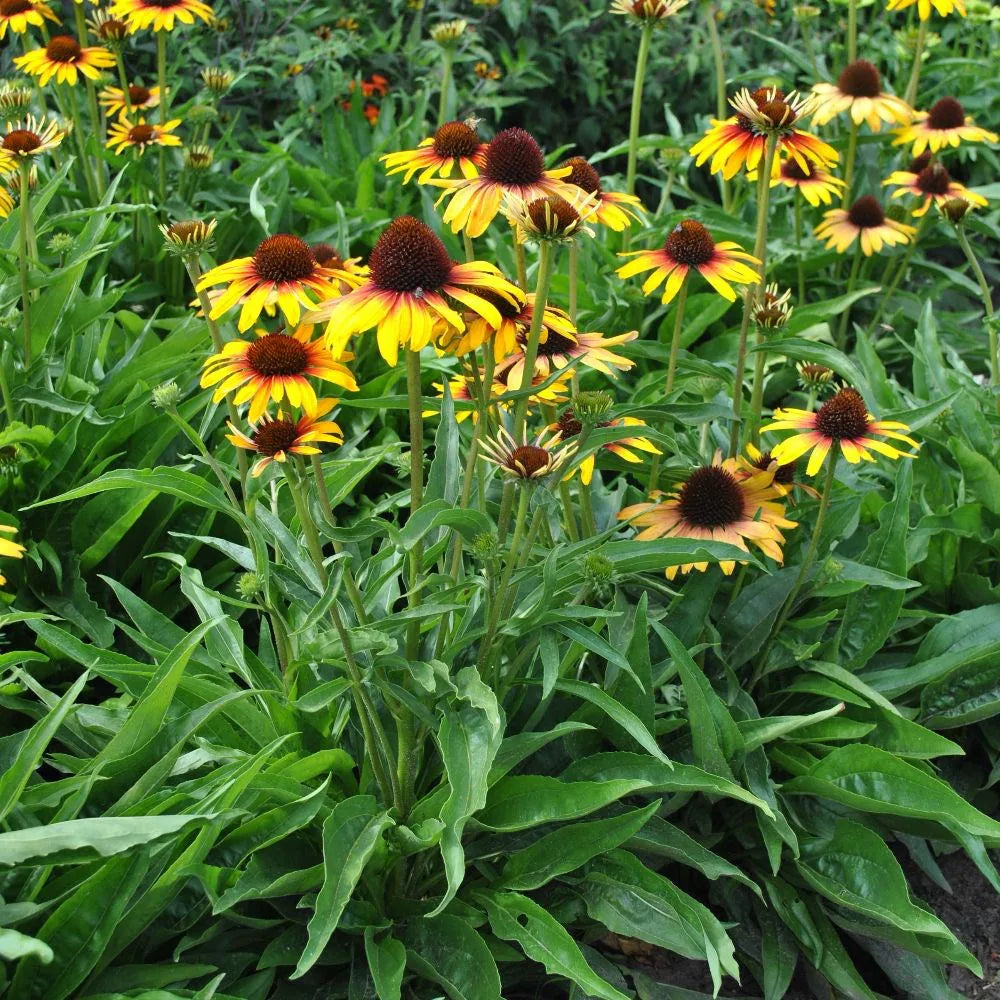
(904, 19), (928, 106)
(729, 133), (778, 455)
(625, 22), (654, 204)
(512, 241), (556, 439)
(953, 221), (999, 413)
(17, 160), (32, 368)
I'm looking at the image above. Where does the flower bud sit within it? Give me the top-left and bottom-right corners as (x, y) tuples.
(151, 380), (182, 409)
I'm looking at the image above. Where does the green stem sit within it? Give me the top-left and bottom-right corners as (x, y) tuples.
(904, 18), (928, 106)
(157, 30), (168, 203)
(184, 259), (251, 498)
(478, 484), (531, 688)
(867, 213), (927, 334)
(512, 241), (556, 439)
(729, 133), (778, 456)
(437, 46), (454, 126)
(285, 465), (398, 809)
(754, 456), (837, 684)
(405, 348), (424, 662)
(164, 407), (241, 509)
(462, 231), (474, 264)
(17, 160), (31, 369)
(841, 121), (858, 209)
(704, 2), (730, 211)
(625, 22), (654, 201)
(0, 347), (16, 424)
(568, 242), (579, 326)
(578, 477), (597, 538)
(847, 0), (858, 63)
(836, 245), (862, 349)
(665, 275), (689, 393)
(64, 84), (97, 202)
(794, 189), (805, 304)
(954, 223), (998, 413)
(747, 329), (767, 445)
(513, 227), (527, 288)
(558, 480), (580, 541)
(114, 51), (134, 115)
(309, 452), (369, 625)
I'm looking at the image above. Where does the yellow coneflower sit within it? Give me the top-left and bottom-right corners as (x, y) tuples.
(883, 161), (987, 217)
(1, 116), (66, 159)
(498, 327), (637, 383)
(0, 0), (58, 38)
(106, 115), (182, 155)
(811, 61), (912, 131)
(98, 83), (162, 116)
(436, 288), (565, 359)
(766, 156), (846, 206)
(690, 87), (837, 180)
(814, 194), (915, 255)
(796, 361), (835, 392)
(619, 456), (796, 580)
(200, 324), (357, 422)
(762, 386), (919, 474)
(427, 365), (573, 422)
(551, 408), (661, 485)
(479, 425), (576, 480)
(14, 34), (115, 87)
(559, 156), (645, 231)
(617, 219), (760, 304)
(887, 0), (964, 19)
(752, 283), (793, 329)
(610, 0), (689, 22)
(738, 442), (819, 497)
(381, 119), (488, 184)
(198, 234), (352, 332)
(304, 215), (521, 366)
(310, 242), (369, 295)
(892, 97), (998, 155)
(110, 0), (213, 31)
(227, 399), (343, 477)
(433, 127), (576, 238)
(503, 191), (599, 245)
(0, 185), (13, 218)
(0, 524), (25, 589)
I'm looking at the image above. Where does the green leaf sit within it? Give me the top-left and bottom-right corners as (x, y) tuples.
(292, 796), (394, 979)
(921, 656), (1000, 729)
(562, 752), (774, 818)
(783, 745), (1000, 844)
(431, 668), (503, 916)
(8, 850), (150, 1000)
(738, 703), (846, 752)
(761, 337), (868, 393)
(0, 815), (205, 868)
(478, 891), (630, 1000)
(599, 538), (762, 575)
(0, 671), (88, 823)
(835, 461), (912, 669)
(402, 914), (501, 1000)
(477, 775), (651, 832)
(501, 801), (660, 890)
(27, 468), (235, 516)
(554, 679), (671, 764)
(364, 929), (406, 1000)
(0, 930), (53, 964)
(581, 851), (739, 993)
(425, 378), (460, 505)
(951, 437), (1000, 515)
(798, 819), (973, 950)
(662, 626), (742, 777)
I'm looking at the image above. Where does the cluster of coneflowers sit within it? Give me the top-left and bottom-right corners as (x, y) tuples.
(157, 0), (996, 601)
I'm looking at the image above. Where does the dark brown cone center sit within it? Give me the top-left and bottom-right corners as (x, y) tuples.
(311, 243), (343, 269)
(253, 418), (299, 455)
(483, 127), (545, 186)
(815, 388), (870, 440)
(527, 195), (579, 233)
(0, 0), (33, 15)
(47, 35), (82, 62)
(534, 327), (577, 357)
(432, 121), (481, 158)
(510, 445), (549, 476)
(907, 151), (932, 174)
(753, 450), (794, 484)
(760, 100), (795, 126)
(847, 195), (885, 229)
(469, 285), (522, 319)
(677, 466), (746, 528)
(247, 334), (309, 376)
(367, 216), (453, 293)
(129, 124), (156, 144)
(557, 409), (583, 438)
(836, 60), (882, 98)
(562, 156), (602, 194)
(129, 85), (152, 105)
(916, 164), (951, 195)
(253, 235), (317, 284)
(665, 220), (716, 266)
(927, 97), (965, 130)
(2, 129), (40, 153)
